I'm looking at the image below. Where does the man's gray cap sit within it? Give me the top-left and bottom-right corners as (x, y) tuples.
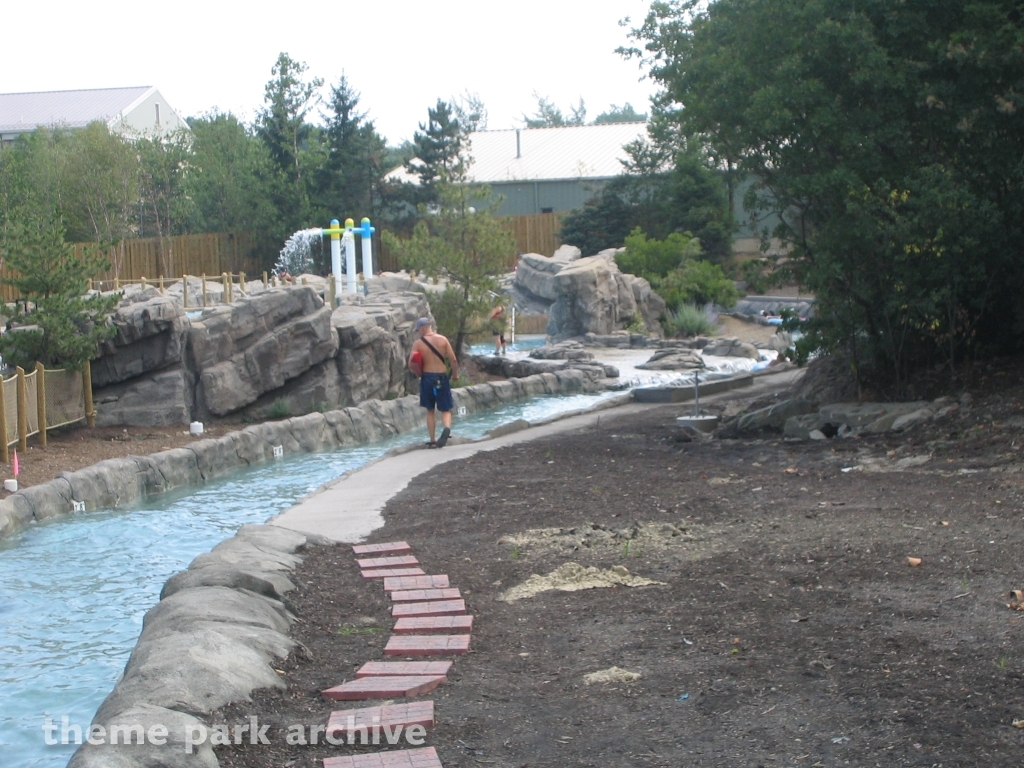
(414, 317), (432, 330)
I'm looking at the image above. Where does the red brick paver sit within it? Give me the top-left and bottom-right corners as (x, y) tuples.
(326, 701), (435, 738)
(351, 541), (413, 556)
(384, 635), (471, 657)
(362, 567), (426, 579)
(389, 588), (461, 603)
(356, 555), (420, 569)
(323, 746), (443, 768)
(383, 575), (450, 591)
(393, 616), (473, 634)
(392, 599), (466, 618)
(322, 675), (447, 701)
(356, 661), (453, 678)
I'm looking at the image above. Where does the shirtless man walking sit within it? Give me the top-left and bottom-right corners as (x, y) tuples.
(410, 317), (459, 448)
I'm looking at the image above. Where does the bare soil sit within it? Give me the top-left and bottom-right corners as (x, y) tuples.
(208, 360), (1024, 768)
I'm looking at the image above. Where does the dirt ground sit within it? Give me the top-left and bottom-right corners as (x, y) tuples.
(208, 361), (1024, 768)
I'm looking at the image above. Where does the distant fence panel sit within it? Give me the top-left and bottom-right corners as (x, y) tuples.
(515, 313), (550, 335)
(1, 376), (16, 448)
(45, 368), (86, 430)
(376, 213), (565, 275)
(506, 213), (564, 260)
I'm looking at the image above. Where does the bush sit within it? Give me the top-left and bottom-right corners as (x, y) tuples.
(617, 228), (702, 279)
(662, 303), (718, 337)
(268, 398), (291, 419)
(653, 260), (740, 311)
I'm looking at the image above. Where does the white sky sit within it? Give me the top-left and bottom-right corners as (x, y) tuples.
(1, 0), (658, 144)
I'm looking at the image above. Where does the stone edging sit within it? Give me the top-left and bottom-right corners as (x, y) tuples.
(0, 369), (602, 542)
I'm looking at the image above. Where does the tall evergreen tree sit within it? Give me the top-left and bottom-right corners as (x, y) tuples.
(407, 99), (465, 203)
(257, 52), (323, 233)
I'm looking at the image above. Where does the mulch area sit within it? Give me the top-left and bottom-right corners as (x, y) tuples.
(210, 364), (1024, 767)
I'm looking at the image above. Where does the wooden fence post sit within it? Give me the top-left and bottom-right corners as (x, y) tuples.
(83, 360), (95, 428)
(159, 275), (165, 294)
(222, 272), (230, 303)
(141, 276), (147, 290)
(0, 376), (8, 464)
(16, 366), (27, 452)
(202, 274), (207, 307)
(114, 276), (120, 291)
(239, 272), (246, 295)
(182, 276), (188, 308)
(35, 362), (46, 448)
(263, 271), (268, 288)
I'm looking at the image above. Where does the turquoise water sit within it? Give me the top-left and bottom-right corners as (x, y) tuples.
(0, 390), (616, 768)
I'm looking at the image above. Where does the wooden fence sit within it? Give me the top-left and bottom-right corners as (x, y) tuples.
(377, 212), (565, 273)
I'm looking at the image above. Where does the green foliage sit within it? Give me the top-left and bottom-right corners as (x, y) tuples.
(655, 260), (741, 311)
(558, 144), (733, 260)
(0, 215), (118, 369)
(617, 228), (703, 279)
(383, 183), (515, 357)
(662, 303), (718, 338)
(594, 103), (649, 124)
(268, 398), (291, 419)
(627, 0), (1024, 394)
(408, 100), (466, 192)
(257, 52), (324, 234)
(522, 93), (587, 128)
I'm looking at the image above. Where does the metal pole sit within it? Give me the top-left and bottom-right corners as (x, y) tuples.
(343, 219), (357, 294)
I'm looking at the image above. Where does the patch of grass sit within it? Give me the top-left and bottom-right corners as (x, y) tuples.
(337, 625), (385, 636)
(509, 546), (521, 560)
(268, 398), (291, 420)
(662, 303), (718, 338)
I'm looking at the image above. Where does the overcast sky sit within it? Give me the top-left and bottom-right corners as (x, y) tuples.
(2, 0), (658, 144)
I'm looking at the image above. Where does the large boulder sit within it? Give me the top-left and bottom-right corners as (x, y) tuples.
(636, 349), (706, 370)
(547, 253), (664, 340)
(190, 286), (338, 417)
(513, 252), (568, 302)
(93, 291), (189, 387)
(737, 398), (817, 432)
(703, 337), (760, 359)
(94, 365), (192, 427)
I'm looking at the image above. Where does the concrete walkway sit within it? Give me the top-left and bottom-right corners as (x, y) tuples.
(270, 368), (802, 542)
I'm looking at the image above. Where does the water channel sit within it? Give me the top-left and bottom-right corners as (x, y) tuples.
(0, 388), (621, 768)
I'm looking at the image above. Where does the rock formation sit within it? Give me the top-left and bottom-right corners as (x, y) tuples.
(89, 284), (430, 427)
(512, 248), (666, 340)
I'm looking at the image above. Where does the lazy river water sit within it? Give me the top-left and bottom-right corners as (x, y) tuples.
(0, 389), (622, 768)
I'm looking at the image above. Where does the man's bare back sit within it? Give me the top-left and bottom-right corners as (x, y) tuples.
(413, 332), (459, 377)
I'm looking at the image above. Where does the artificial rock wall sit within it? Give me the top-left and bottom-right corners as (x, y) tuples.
(91, 286), (430, 426)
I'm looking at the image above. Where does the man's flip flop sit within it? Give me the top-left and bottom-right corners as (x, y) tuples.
(436, 427), (451, 448)
(426, 441), (438, 449)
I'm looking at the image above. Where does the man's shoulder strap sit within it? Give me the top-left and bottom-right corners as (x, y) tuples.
(420, 336), (446, 363)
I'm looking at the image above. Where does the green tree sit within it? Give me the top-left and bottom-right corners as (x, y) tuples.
(522, 93), (586, 128)
(407, 99), (466, 196)
(627, 0), (1024, 394)
(0, 214), (118, 369)
(312, 75), (387, 226)
(185, 112), (279, 237)
(594, 103), (649, 124)
(257, 52), (323, 233)
(382, 183), (515, 357)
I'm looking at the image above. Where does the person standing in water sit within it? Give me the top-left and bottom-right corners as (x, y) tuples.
(489, 305), (508, 355)
(410, 317), (459, 448)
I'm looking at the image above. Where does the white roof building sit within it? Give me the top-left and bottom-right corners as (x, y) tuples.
(0, 86), (188, 144)
(387, 123), (648, 216)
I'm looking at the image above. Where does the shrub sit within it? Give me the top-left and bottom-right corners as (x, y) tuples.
(654, 260), (740, 311)
(617, 227), (703, 279)
(268, 398), (291, 419)
(662, 303), (718, 337)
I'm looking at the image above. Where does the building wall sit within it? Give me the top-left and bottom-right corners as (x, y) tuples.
(113, 89), (188, 137)
(484, 178), (608, 216)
